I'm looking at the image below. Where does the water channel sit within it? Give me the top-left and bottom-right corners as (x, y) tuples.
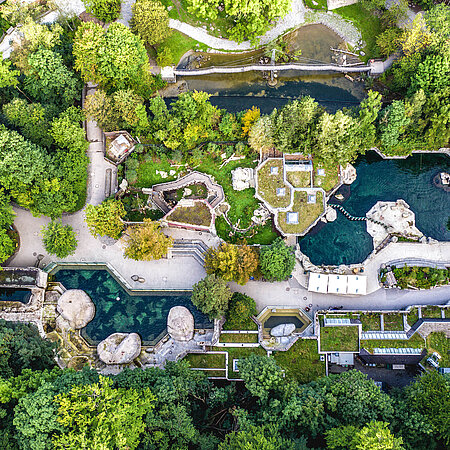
(175, 25), (366, 113)
(300, 153), (450, 266)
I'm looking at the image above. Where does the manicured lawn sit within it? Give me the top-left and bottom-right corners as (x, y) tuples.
(427, 332), (450, 367)
(134, 154), (184, 188)
(166, 202), (212, 226)
(407, 307), (419, 327)
(334, 3), (383, 60)
(278, 191), (324, 235)
(359, 313), (381, 331)
(184, 352), (226, 369)
(383, 313), (404, 331)
(361, 333), (426, 353)
(421, 306), (443, 319)
(257, 159), (291, 208)
(274, 339), (326, 383)
(286, 171), (311, 188)
(197, 155), (259, 229)
(313, 164), (340, 192)
(215, 216), (279, 245)
(213, 346), (267, 378)
(320, 325), (359, 352)
(157, 30), (205, 66)
(219, 333), (259, 343)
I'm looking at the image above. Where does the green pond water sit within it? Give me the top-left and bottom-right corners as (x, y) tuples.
(300, 152), (450, 266)
(53, 268), (212, 344)
(176, 25), (366, 113)
(0, 288), (31, 303)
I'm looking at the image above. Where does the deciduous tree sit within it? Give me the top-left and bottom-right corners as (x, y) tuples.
(82, 0), (121, 22)
(124, 218), (173, 261)
(131, 0), (171, 46)
(41, 220), (77, 258)
(259, 237), (295, 282)
(191, 274), (232, 319)
(224, 292), (257, 329)
(85, 199), (126, 239)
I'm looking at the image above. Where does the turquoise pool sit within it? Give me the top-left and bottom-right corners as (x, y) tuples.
(52, 268), (212, 345)
(300, 152), (450, 266)
(0, 288), (31, 303)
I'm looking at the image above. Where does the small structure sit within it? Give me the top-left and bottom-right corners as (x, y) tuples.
(276, 187), (286, 196)
(329, 352), (355, 366)
(97, 332), (141, 365)
(231, 167), (255, 191)
(57, 289), (95, 330)
(286, 212), (299, 224)
(161, 66), (176, 83)
(308, 273), (367, 295)
(105, 131), (136, 163)
(167, 306), (194, 341)
(270, 166), (279, 175)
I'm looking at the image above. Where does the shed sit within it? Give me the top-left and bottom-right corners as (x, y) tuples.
(328, 274), (348, 294)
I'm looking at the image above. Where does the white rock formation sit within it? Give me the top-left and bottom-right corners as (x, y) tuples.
(231, 167), (255, 191)
(270, 323), (296, 337)
(167, 306), (194, 341)
(97, 333), (141, 365)
(57, 289), (95, 330)
(341, 163), (357, 185)
(366, 199), (423, 248)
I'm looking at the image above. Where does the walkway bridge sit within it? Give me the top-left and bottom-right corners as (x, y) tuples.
(329, 204), (388, 229)
(173, 62), (372, 78)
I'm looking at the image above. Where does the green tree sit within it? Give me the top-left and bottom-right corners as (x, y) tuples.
(41, 220), (77, 258)
(0, 228), (16, 263)
(238, 354), (284, 401)
(85, 199), (126, 239)
(259, 237), (295, 282)
(205, 242), (259, 285)
(186, 0), (291, 45)
(376, 28), (402, 57)
(82, 0), (121, 22)
(73, 22), (154, 96)
(191, 274), (232, 319)
(356, 90), (383, 150)
(378, 100), (411, 151)
(219, 424), (296, 450)
(131, 0), (171, 46)
(0, 189), (14, 229)
(23, 49), (80, 108)
(405, 371), (450, 445)
(0, 322), (56, 378)
(224, 292), (257, 330)
(248, 115), (274, 154)
(327, 422), (404, 449)
(123, 218), (173, 261)
(409, 53), (450, 95)
(0, 55), (20, 88)
(53, 376), (155, 450)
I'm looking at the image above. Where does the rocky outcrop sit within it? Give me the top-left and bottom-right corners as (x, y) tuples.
(97, 333), (141, 365)
(57, 289), (95, 330)
(167, 306), (194, 341)
(270, 323), (296, 337)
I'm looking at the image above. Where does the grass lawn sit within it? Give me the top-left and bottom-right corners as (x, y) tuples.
(213, 346), (267, 378)
(383, 313), (404, 331)
(427, 332), (450, 367)
(256, 159), (291, 208)
(167, 202), (212, 226)
(184, 352), (226, 369)
(320, 325), (359, 352)
(219, 333), (259, 343)
(334, 3), (383, 60)
(278, 191), (324, 235)
(361, 332), (426, 353)
(446, 309), (450, 319)
(197, 155), (259, 229)
(359, 313), (381, 331)
(407, 307), (419, 327)
(134, 154), (184, 188)
(274, 339), (325, 383)
(421, 306), (443, 319)
(286, 171), (311, 188)
(157, 30), (206, 66)
(199, 369), (227, 377)
(215, 216), (279, 245)
(313, 164), (340, 192)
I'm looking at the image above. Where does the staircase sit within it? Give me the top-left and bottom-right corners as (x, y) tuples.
(170, 239), (209, 265)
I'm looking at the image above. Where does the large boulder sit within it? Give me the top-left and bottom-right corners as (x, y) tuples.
(167, 306), (194, 341)
(270, 323), (296, 337)
(57, 289), (95, 330)
(97, 333), (141, 365)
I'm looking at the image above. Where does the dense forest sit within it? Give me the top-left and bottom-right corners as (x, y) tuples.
(0, 321), (449, 449)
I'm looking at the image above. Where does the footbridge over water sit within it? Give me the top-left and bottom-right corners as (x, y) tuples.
(163, 60), (385, 82)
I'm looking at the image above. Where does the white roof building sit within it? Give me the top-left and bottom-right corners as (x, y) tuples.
(308, 273), (367, 295)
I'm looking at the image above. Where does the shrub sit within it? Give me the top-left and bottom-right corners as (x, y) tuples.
(41, 220), (77, 258)
(224, 293), (257, 330)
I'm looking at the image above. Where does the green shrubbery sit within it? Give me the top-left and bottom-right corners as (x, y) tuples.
(392, 265), (449, 289)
